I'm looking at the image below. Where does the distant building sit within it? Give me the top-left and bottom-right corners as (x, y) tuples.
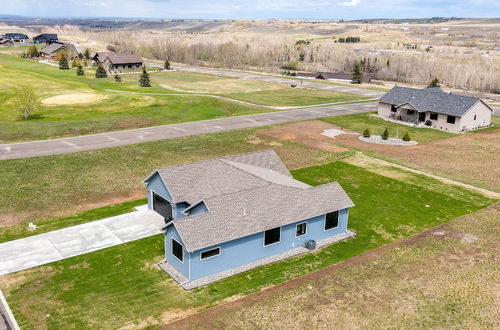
(93, 52), (143, 70)
(39, 43), (78, 60)
(315, 72), (373, 83)
(0, 38), (14, 47)
(3, 33), (29, 43)
(378, 86), (493, 132)
(33, 34), (58, 44)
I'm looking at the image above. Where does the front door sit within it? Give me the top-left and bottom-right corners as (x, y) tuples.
(153, 192), (173, 221)
(418, 112), (426, 122)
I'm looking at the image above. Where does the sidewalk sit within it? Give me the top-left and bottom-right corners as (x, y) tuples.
(0, 207), (164, 275)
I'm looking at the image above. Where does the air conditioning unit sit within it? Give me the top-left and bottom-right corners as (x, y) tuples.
(305, 240), (316, 250)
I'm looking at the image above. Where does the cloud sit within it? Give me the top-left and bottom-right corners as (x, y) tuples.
(339, 0), (360, 6)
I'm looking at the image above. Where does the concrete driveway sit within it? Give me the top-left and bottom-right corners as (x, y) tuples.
(0, 102), (377, 160)
(0, 207), (164, 275)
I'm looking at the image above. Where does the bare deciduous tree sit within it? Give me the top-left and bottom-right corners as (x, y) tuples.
(12, 86), (41, 120)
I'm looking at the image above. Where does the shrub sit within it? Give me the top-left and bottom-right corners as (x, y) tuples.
(139, 66), (151, 87)
(402, 132), (411, 141)
(363, 128), (371, 138)
(382, 128), (389, 140)
(427, 78), (440, 88)
(114, 74), (122, 82)
(59, 54), (69, 70)
(76, 64), (85, 76)
(282, 61), (299, 70)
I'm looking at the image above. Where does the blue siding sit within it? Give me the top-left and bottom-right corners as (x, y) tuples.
(179, 208), (349, 281)
(147, 172), (189, 219)
(186, 201), (208, 216)
(165, 225), (190, 280)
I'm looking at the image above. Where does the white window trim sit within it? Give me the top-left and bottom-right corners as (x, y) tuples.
(200, 247), (221, 260)
(324, 211), (340, 232)
(171, 237), (184, 263)
(263, 227), (281, 247)
(295, 222), (308, 237)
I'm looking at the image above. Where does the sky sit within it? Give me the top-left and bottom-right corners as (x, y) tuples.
(1, 0), (498, 19)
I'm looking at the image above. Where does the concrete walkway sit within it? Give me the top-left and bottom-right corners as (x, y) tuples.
(0, 208), (164, 275)
(0, 102), (377, 160)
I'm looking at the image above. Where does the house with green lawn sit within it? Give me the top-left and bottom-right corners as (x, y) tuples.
(143, 150), (355, 289)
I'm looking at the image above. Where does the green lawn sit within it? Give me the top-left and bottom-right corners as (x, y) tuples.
(321, 112), (456, 143)
(2, 161), (493, 329)
(222, 88), (369, 106)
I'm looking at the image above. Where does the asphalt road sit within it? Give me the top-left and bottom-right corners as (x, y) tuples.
(0, 102), (377, 160)
(177, 66), (385, 98)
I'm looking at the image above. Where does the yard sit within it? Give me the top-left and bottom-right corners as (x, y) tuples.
(0, 161), (493, 329)
(0, 53), (367, 141)
(172, 204), (500, 329)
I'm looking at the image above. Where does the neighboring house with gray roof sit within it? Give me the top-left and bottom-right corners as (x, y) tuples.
(143, 150), (355, 288)
(39, 42), (78, 60)
(378, 86), (493, 132)
(93, 52), (143, 71)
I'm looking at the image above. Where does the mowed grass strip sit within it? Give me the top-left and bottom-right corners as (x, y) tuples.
(1, 161), (493, 329)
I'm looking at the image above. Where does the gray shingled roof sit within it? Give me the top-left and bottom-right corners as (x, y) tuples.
(379, 86), (485, 117)
(174, 182), (354, 252)
(146, 150), (354, 252)
(39, 43), (65, 55)
(106, 53), (143, 65)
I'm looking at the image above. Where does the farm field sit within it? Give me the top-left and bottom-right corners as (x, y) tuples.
(0, 160), (493, 329)
(171, 203), (500, 329)
(0, 53), (366, 142)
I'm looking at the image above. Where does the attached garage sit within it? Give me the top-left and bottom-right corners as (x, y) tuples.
(153, 192), (173, 221)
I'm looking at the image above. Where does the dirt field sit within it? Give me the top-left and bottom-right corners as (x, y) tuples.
(256, 121), (349, 152)
(259, 120), (500, 193)
(41, 93), (106, 105)
(166, 204), (500, 329)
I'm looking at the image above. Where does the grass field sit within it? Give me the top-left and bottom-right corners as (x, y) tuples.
(0, 127), (349, 225)
(1, 161), (493, 329)
(179, 204), (500, 329)
(321, 112), (456, 143)
(0, 53), (366, 141)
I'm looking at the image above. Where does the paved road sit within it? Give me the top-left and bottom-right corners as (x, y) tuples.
(0, 206), (163, 275)
(0, 102), (377, 160)
(177, 66), (385, 98)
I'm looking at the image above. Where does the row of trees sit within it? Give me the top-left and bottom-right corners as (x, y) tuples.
(363, 128), (411, 142)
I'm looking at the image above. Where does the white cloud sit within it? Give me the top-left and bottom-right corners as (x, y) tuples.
(339, 0), (360, 6)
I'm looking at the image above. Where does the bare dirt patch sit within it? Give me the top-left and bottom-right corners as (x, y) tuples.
(256, 121), (350, 153)
(41, 93), (106, 106)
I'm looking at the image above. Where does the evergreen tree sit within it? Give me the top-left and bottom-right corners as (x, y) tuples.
(402, 131), (411, 141)
(351, 62), (363, 84)
(427, 77), (440, 88)
(83, 48), (91, 60)
(386, 58), (390, 67)
(164, 59), (171, 70)
(95, 63), (108, 78)
(59, 54), (69, 70)
(139, 66), (151, 87)
(382, 128), (389, 140)
(363, 128), (371, 138)
(114, 74), (122, 82)
(76, 64), (85, 76)
(71, 59), (78, 68)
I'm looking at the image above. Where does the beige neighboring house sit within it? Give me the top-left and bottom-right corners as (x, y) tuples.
(378, 86), (493, 133)
(0, 38), (14, 47)
(93, 52), (143, 71)
(39, 43), (79, 60)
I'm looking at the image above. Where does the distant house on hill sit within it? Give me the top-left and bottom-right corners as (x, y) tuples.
(33, 34), (59, 44)
(93, 52), (143, 70)
(3, 33), (29, 43)
(39, 43), (78, 60)
(378, 86), (493, 132)
(145, 150), (355, 289)
(0, 38), (14, 47)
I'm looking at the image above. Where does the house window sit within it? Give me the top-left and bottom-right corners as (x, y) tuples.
(430, 113), (438, 120)
(264, 227), (281, 246)
(447, 115), (456, 124)
(171, 238), (183, 262)
(474, 114), (477, 121)
(390, 105), (397, 113)
(407, 109), (415, 115)
(200, 247), (220, 260)
(296, 222), (307, 237)
(325, 211), (339, 230)
(128, 64), (132, 68)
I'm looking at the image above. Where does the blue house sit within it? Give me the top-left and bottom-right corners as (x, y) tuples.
(143, 150), (355, 289)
